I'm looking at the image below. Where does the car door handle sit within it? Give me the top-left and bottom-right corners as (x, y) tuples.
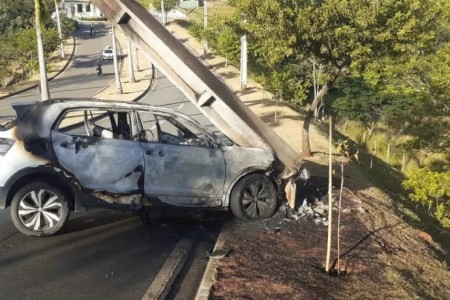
(146, 150), (164, 156)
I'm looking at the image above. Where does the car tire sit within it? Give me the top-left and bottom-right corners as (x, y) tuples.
(10, 182), (70, 237)
(230, 173), (278, 221)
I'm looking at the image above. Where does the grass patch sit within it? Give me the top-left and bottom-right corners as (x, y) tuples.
(178, 1), (235, 25)
(337, 120), (449, 172)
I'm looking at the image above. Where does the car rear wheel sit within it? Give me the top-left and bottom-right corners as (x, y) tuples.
(230, 173), (278, 221)
(10, 182), (70, 237)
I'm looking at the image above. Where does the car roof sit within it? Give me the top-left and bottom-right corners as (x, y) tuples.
(14, 98), (179, 114)
(12, 98), (210, 139)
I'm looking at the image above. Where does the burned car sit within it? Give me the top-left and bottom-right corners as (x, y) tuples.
(0, 99), (281, 236)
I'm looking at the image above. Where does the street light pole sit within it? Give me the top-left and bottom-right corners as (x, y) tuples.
(128, 39), (135, 83)
(203, 0), (207, 56)
(161, 0), (165, 26)
(54, 0), (64, 59)
(240, 34), (247, 90)
(111, 24), (123, 94)
(133, 42), (140, 72)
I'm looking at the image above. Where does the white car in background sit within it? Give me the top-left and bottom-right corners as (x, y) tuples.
(102, 46), (114, 60)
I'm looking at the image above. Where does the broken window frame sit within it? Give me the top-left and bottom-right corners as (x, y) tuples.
(55, 108), (138, 141)
(137, 111), (220, 148)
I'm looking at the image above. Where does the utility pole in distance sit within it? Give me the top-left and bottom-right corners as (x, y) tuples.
(128, 39), (135, 83)
(112, 24), (123, 94)
(133, 42), (140, 72)
(161, 0), (165, 26)
(240, 34), (247, 90)
(54, 0), (64, 59)
(203, 0), (208, 56)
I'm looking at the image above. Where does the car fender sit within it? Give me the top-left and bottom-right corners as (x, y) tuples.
(0, 165), (86, 212)
(222, 167), (274, 208)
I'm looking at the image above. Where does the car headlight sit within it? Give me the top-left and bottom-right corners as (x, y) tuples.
(0, 138), (15, 156)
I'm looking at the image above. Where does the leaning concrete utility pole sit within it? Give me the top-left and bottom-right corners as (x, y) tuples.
(90, 0), (302, 179)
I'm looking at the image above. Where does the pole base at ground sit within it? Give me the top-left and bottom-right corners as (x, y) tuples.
(285, 180), (297, 209)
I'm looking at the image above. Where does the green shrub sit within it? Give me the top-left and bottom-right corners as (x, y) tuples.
(60, 16), (79, 38)
(402, 168), (450, 227)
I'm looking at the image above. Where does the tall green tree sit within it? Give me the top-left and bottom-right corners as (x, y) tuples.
(0, 0), (54, 34)
(0, 0), (35, 34)
(226, 0), (442, 157)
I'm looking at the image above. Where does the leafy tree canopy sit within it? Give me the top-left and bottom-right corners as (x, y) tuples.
(229, 0), (441, 84)
(220, 0), (448, 155)
(150, 0), (178, 13)
(0, 0), (54, 35)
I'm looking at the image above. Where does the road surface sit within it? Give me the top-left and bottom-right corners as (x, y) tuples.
(0, 22), (219, 299)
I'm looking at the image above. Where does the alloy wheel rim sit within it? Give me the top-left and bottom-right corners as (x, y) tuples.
(18, 189), (62, 231)
(241, 180), (275, 218)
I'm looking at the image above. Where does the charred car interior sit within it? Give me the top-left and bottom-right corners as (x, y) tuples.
(0, 99), (286, 237)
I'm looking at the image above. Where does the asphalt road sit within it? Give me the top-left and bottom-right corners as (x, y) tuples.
(0, 22), (219, 299)
(0, 211), (178, 299)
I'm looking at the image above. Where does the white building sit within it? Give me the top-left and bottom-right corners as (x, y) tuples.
(60, 1), (199, 20)
(60, 0), (104, 20)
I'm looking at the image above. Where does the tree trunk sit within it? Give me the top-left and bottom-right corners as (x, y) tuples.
(325, 116), (333, 273)
(302, 83), (331, 157)
(35, 0), (50, 100)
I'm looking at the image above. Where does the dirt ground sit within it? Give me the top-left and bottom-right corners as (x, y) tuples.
(210, 154), (450, 299)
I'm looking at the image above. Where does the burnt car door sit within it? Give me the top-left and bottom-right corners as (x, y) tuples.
(51, 109), (145, 197)
(138, 111), (225, 207)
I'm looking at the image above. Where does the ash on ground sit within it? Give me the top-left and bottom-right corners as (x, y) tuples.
(264, 176), (366, 232)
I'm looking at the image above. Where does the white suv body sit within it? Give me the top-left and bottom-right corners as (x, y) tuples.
(0, 99), (281, 236)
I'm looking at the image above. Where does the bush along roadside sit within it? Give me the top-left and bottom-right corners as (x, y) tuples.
(403, 168), (450, 228)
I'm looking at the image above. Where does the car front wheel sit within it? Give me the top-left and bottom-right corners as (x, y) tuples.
(10, 182), (70, 237)
(230, 173), (278, 221)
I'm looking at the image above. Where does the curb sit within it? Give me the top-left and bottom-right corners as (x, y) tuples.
(133, 64), (156, 103)
(195, 222), (231, 300)
(0, 35), (77, 100)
